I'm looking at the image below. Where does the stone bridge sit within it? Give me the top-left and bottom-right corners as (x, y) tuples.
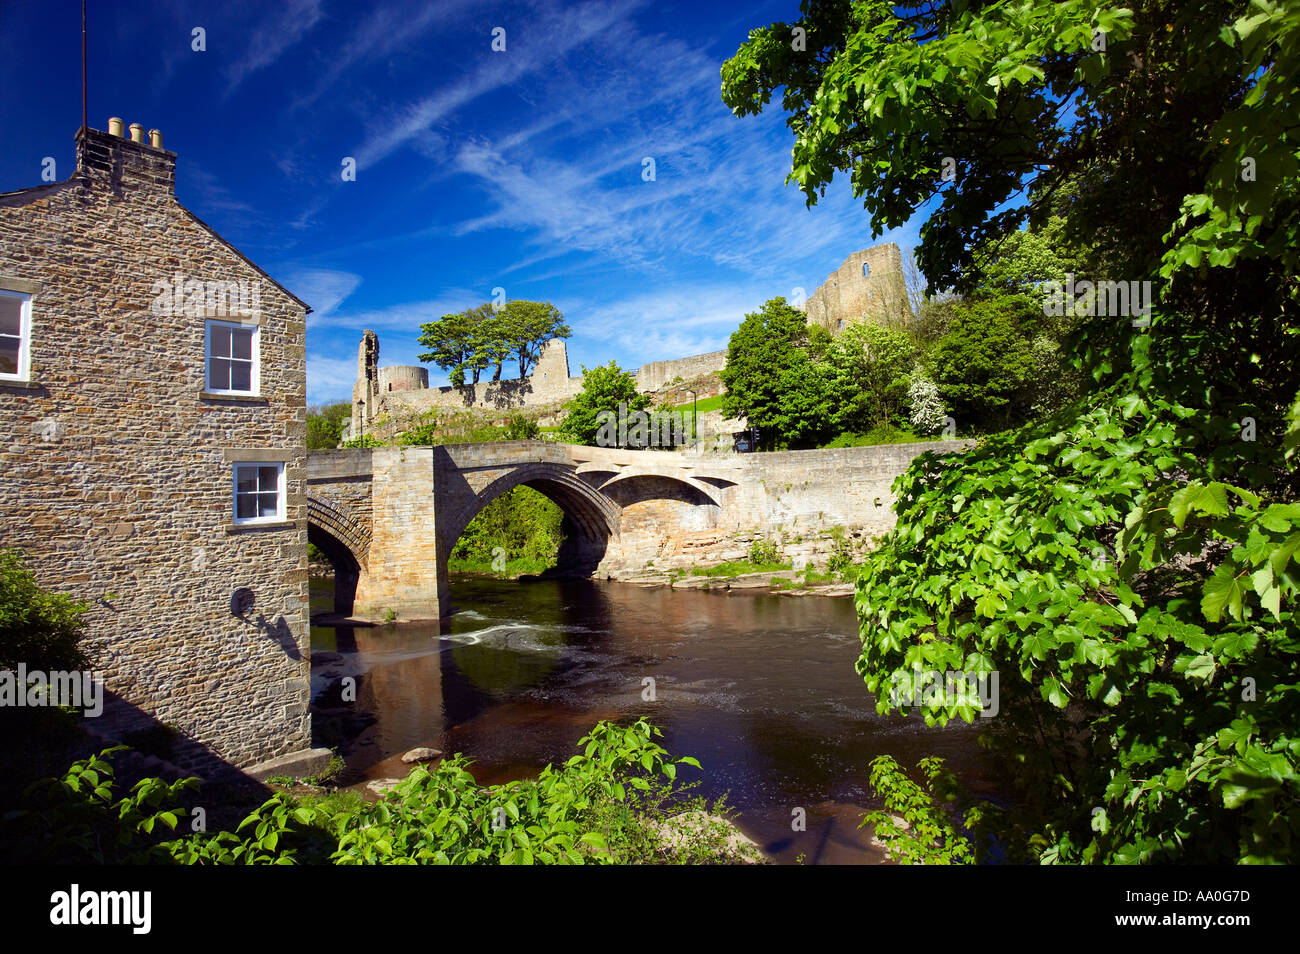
(306, 439), (969, 618)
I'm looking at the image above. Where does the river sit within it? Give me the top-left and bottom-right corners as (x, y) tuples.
(309, 575), (1004, 864)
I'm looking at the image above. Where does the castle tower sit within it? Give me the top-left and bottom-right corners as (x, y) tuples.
(351, 330), (378, 437)
(803, 242), (912, 333)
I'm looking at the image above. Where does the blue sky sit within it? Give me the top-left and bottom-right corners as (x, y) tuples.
(0, 0), (920, 405)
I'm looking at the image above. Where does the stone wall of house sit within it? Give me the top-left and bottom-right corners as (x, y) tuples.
(0, 124), (311, 775)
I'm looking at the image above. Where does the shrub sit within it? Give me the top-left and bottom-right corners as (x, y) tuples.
(0, 549), (90, 672)
(748, 538), (780, 565)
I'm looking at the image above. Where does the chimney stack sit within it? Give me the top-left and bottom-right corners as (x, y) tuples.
(76, 118), (176, 195)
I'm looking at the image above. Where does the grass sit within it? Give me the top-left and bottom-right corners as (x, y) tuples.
(820, 424), (921, 448)
(693, 560), (792, 578)
(663, 394), (726, 416)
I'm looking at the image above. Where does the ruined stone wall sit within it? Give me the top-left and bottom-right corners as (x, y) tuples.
(0, 126), (310, 774)
(804, 243), (912, 333)
(633, 350), (728, 391)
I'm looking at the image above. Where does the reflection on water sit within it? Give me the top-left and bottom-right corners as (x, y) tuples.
(310, 576), (1005, 864)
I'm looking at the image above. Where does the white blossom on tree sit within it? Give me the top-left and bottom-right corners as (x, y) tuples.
(907, 374), (946, 435)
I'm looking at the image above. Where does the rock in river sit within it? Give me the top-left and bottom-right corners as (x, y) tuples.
(401, 746), (444, 764)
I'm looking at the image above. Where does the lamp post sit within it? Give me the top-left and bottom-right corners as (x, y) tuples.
(685, 388), (698, 451)
(357, 398), (365, 444)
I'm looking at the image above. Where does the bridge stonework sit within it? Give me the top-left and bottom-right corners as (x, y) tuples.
(307, 439), (973, 619)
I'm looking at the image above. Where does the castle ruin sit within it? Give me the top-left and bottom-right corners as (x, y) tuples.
(346, 243), (908, 438)
(803, 243), (911, 333)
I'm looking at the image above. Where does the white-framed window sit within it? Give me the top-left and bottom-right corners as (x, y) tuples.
(232, 462), (285, 524)
(206, 319), (259, 394)
(0, 289), (32, 382)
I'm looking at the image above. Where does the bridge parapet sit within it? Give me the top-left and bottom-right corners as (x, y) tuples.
(307, 447), (374, 480)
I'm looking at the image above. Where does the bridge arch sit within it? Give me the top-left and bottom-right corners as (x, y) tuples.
(443, 461), (620, 551)
(306, 493), (372, 616)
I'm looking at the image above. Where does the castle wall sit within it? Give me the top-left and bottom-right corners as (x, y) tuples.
(378, 365), (427, 393)
(804, 243), (911, 333)
(633, 350), (728, 391)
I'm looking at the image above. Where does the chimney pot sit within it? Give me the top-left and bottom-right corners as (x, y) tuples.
(107, 117), (124, 137)
(148, 129), (163, 149)
(128, 123), (145, 143)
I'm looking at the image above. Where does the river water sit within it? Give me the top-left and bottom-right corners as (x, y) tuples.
(309, 576), (1003, 864)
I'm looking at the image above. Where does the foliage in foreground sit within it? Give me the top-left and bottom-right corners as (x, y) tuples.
(1, 721), (738, 865)
(728, 0), (1300, 863)
(863, 755), (988, 865)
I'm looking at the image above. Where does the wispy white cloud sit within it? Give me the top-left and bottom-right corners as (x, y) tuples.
(353, 0), (647, 169)
(283, 268), (364, 323)
(306, 354), (358, 406)
(224, 0), (325, 95)
(292, 0), (476, 109)
(308, 288), (485, 331)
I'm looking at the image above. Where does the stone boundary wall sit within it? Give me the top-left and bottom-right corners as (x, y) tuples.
(633, 350), (728, 391)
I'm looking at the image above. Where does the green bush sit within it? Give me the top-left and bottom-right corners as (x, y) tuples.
(449, 486), (564, 574)
(0, 549), (90, 672)
(307, 402), (351, 450)
(3, 721), (722, 866)
(342, 433), (385, 448)
(748, 538), (781, 566)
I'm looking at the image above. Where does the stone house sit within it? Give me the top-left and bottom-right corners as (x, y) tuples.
(0, 120), (316, 776)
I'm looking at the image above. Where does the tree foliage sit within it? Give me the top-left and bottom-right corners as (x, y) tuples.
(306, 401), (350, 450)
(560, 362), (649, 446)
(720, 297), (835, 449)
(418, 300), (570, 386)
(729, 0), (1300, 863)
(450, 486), (565, 573)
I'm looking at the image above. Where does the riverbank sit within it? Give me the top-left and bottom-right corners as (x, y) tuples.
(430, 565), (859, 599)
(610, 567), (857, 597)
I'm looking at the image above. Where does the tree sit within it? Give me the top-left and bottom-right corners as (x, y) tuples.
(927, 296), (1037, 432)
(496, 300), (571, 379)
(307, 401), (350, 450)
(720, 297), (834, 449)
(727, 0), (1300, 863)
(824, 323), (918, 433)
(560, 362), (649, 446)
(417, 307), (481, 387)
(906, 374), (946, 436)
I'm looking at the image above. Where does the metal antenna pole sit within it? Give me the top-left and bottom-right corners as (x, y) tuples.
(81, 0), (88, 137)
